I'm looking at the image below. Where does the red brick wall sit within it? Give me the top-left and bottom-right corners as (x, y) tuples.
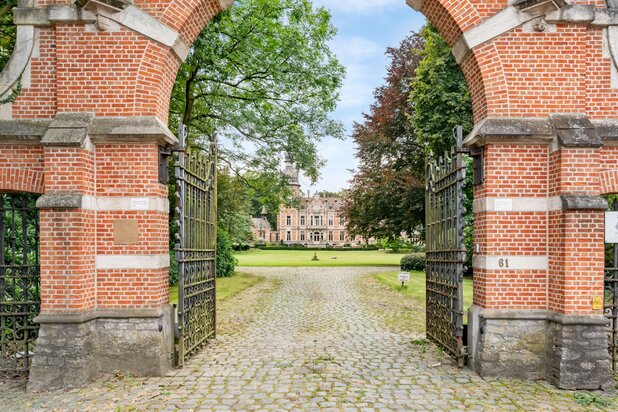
(40, 209), (96, 312)
(0, 145), (44, 193)
(13, 0), (222, 122)
(419, 2), (618, 122)
(474, 142), (609, 315)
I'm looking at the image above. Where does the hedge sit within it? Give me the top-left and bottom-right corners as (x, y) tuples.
(253, 245), (380, 252)
(400, 253), (426, 271)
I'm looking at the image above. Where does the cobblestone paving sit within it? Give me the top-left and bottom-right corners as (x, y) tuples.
(1, 267), (617, 411)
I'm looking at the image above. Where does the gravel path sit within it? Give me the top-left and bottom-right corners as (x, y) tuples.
(0, 267), (614, 411)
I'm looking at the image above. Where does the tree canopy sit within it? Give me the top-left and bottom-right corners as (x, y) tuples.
(169, 0), (345, 185)
(168, 0), (345, 252)
(0, 1), (15, 72)
(342, 32), (426, 240)
(410, 25), (473, 155)
(343, 25), (474, 242)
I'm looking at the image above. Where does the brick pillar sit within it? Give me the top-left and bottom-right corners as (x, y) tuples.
(27, 114), (176, 391)
(466, 115), (613, 390)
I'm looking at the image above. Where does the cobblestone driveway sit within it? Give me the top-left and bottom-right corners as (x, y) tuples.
(1, 267), (616, 411)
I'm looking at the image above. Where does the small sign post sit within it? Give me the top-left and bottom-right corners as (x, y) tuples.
(398, 271), (410, 288)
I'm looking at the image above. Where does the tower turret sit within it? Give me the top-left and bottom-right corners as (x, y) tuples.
(283, 153), (301, 195)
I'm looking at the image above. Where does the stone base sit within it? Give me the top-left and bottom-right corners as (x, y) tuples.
(468, 306), (613, 390)
(28, 306), (174, 391)
(546, 314), (613, 390)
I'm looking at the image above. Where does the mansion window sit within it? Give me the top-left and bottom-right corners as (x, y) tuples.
(339, 217), (345, 226)
(340, 232), (344, 241)
(300, 215), (305, 225)
(286, 231), (291, 241)
(286, 216), (291, 226)
(300, 231), (305, 241)
(328, 231), (333, 241)
(328, 214), (334, 226)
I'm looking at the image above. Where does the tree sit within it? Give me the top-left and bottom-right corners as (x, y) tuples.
(244, 170), (289, 230)
(410, 24), (474, 274)
(169, 0), (345, 185)
(0, 0), (18, 103)
(217, 169), (254, 245)
(0, 1), (16, 71)
(342, 32), (426, 240)
(343, 25), (474, 247)
(168, 0), (344, 281)
(410, 25), (473, 155)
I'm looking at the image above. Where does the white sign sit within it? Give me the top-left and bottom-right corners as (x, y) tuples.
(130, 198), (150, 211)
(494, 199), (513, 212)
(398, 272), (410, 283)
(606, 212), (618, 243)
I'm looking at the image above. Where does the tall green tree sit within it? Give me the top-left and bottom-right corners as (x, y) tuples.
(217, 169), (254, 244)
(410, 24), (474, 273)
(0, 1), (16, 71)
(169, 0), (345, 184)
(343, 25), (474, 245)
(342, 32), (426, 240)
(244, 170), (289, 230)
(410, 25), (473, 155)
(168, 0), (345, 279)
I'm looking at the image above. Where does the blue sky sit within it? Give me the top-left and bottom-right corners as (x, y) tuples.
(302, 0), (425, 193)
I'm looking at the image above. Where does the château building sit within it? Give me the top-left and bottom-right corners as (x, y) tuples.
(275, 156), (355, 247)
(251, 206), (278, 243)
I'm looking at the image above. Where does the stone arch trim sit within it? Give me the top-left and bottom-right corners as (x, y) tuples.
(132, 0), (225, 120)
(159, 0), (230, 45)
(600, 169), (618, 195)
(0, 167), (44, 194)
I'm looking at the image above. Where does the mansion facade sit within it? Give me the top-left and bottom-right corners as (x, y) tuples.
(277, 192), (352, 246)
(276, 155), (356, 246)
(251, 155), (361, 246)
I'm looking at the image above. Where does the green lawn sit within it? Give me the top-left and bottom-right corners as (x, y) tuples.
(373, 271), (474, 318)
(234, 249), (404, 267)
(169, 272), (264, 306)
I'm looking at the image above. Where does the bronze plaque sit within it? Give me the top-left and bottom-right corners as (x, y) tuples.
(113, 219), (139, 245)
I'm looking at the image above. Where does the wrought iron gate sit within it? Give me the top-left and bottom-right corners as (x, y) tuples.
(174, 131), (217, 366)
(605, 201), (618, 371)
(0, 193), (40, 377)
(425, 126), (467, 367)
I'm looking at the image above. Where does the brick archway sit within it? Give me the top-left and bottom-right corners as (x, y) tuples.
(1, 0), (618, 391)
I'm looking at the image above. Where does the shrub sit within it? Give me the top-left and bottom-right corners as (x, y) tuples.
(400, 253), (425, 271)
(216, 231), (237, 277)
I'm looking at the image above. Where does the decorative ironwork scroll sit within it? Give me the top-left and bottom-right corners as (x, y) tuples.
(0, 194), (40, 377)
(175, 131), (217, 366)
(425, 126), (467, 367)
(605, 201), (618, 371)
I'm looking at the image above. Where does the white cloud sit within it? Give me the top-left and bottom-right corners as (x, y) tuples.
(330, 36), (382, 62)
(329, 36), (386, 112)
(313, 0), (403, 14)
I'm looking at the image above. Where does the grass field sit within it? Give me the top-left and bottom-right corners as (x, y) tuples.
(373, 271), (474, 318)
(169, 272), (264, 306)
(234, 249), (404, 267)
